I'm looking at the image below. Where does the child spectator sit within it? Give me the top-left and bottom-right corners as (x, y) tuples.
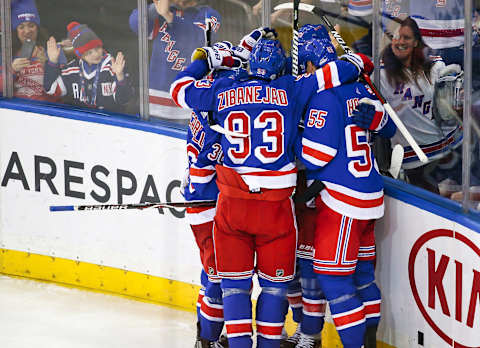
(11, 0), (59, 102)
(44, 22), (133, 111)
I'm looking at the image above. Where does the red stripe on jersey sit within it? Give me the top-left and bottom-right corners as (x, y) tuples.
(243, 168), (298, 177)
(370, 111), (384, 131)
(325, 187), (384, 208)
(186, 206), (215, 214)
(62, 67), (80, 75)
(333, 307), (365, 328)
(151, 18), (161, 40)
(322, 63), (333, 90)
(190, 167), (215, 177)
(287, 294), (302, 306)
(200, 299), (223, 319)
(226, 322), (252, 335)
(420, 28), (463, 38)
(149, 95), (178, 107)
(171, 78), (194, 107)
(303, 145), (335, 164)
(352, 0), (371, 5)
(365, 302), (381, 316)
(302, 299), (326, 314)
(197, 292), (204, 306)
(256, 323), (283, 336)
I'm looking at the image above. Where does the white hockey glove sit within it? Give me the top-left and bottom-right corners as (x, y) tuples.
(433, 64), (464, 122)
(438, 64), (462, 78)
(231, 45), (250, 64)
(180, 167), (190, 196)
(339, 53), (365, 74)
(191, 41), (242, 70)
(239, 27), (277, 52)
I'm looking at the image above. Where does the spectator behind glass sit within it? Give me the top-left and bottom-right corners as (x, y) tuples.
(129, 0), (221, 121)
(11, 0), (60, 102)
(44, 22), (133, 112)
(380, 17), (465, 194)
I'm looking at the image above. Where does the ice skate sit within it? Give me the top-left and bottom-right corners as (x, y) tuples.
(280, 324), (301, 348)
(194, 337), (228, 348)
(295, 332), (321, 348)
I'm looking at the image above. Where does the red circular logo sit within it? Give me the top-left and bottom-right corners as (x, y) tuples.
(409, 229), (480, 348)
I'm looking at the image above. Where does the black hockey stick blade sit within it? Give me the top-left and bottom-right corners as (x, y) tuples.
(50, 200), (216, 212)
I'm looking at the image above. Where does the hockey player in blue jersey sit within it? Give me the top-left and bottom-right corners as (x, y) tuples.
(184, 67), (248, 348)
(298, 33), (396, 348)
(282, 23), (335, 348)
(170, 31), (363, 348)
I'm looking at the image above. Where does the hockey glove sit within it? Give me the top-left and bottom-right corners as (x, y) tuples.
(239, 27), (277, 51)
(352, 97), (396, 138)
(191, 41), (242, 70)
(438, 64), (462, 78)
(340, 52), (373, 75)
(231, 45), (250, 65)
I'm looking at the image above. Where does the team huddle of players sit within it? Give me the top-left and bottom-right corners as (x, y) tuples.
(170, 24), (396, 348)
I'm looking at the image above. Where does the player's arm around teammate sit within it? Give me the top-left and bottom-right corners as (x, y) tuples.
(297, 34), (395, 348)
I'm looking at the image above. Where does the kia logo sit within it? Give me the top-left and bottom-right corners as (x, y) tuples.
(408, 229), (480, 347)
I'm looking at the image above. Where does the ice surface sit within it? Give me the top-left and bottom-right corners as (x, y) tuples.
(0, 275), (197, 348)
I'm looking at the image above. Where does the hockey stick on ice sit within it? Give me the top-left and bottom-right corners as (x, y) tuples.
(50, 200), (217, 212)
(203, 17), (248, 138)
(275, 2), (428, 164)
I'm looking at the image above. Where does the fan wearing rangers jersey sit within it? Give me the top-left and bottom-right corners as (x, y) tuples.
(298, 37), (396, 348)
(44, 22), (133, 111)
(380, 17), (463, 192)
(129, 0), (220, 120)
(170, 32), (362, 348)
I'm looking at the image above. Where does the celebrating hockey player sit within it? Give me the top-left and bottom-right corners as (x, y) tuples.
(298, 30), (396, 348)
(183, 65), (248, 348)
(170, 27), (364, 348)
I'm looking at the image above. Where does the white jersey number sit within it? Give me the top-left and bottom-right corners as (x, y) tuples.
(225, 110), (285, 164)
(345, 125), (372, 178)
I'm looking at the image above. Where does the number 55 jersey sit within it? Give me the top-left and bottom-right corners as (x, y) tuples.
(300, 81), (385, 220)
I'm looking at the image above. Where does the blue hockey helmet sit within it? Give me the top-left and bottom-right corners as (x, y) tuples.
(249, 38), (286, 80)
(298, 24), (330, 42)
(298, 38), (337, 73)
(213, 67), (249, 81)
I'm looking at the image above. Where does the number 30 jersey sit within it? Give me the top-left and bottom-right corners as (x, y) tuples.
(171, 60), (360, 191)
(300, 82), (384, 220)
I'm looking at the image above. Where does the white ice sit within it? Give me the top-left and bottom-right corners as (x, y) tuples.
(0, 275), (197, 348)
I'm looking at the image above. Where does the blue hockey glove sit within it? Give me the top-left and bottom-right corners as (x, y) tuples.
(352, 98), (396, 138)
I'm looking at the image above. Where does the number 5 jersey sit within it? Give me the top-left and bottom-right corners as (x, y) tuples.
(300, 81), (385, 220)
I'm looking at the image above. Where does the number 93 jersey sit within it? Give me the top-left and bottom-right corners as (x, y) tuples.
(170, 59), (360, 190)
(300, 81), (385, 220)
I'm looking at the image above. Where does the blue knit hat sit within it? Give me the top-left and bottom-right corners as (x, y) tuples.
(11, 0), (40, 30)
